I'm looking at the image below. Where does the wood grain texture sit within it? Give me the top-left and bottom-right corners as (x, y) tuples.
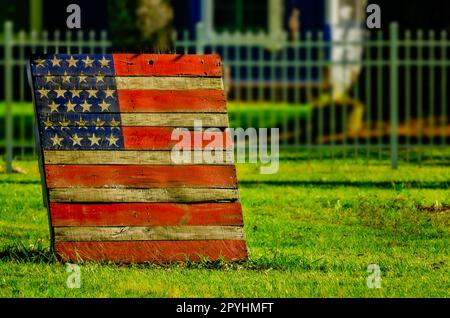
(33, 75), (116, 89)
(40, 126), (232, 150)
(49, 188), (239, 203)
(120, 113), (229, 127)
(55, 240), (248, 263)
(44, 150), (235, 165)
(50, 202), (244, 227)
(31, 54), (115, 76)
(113, 54), (223, 77)
(54, 226), (245, 241)
(45, 165), (237, 188)
(117, 90), (226, 113)
(32, 53), (248, 264)
(115, 77), (223, 90)
(38, 113), (229, 127)
(123, 127), (232, 150)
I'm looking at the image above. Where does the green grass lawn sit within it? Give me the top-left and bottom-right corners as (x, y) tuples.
(0, 157), (449, 297)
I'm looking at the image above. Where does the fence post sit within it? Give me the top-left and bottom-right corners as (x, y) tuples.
(100, 30), (108, 54)
(195, 22), (205, 54)
(4, 21), (13, 173)
(390, 23), (399, 169)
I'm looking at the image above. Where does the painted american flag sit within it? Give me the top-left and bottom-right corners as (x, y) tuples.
(29, 54), (247, 263)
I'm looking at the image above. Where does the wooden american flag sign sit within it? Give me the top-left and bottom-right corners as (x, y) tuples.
(28, 54), (248, 263)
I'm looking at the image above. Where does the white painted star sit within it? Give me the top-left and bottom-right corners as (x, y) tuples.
(104, 89), (115, 98)
(96, 74), (105, 83)
(50, 134), (64, 147)
(88, 133), (101, 146)
(86, 89), (98, 98)
(59, 119), (71, 130)
(82, 56), (94, 68)
(66, 56), (79, 68)
(70, 89), (83, 98)
(98, 100), (110, 112)
(70, 133), (83, 146)
(48, 101), (60, 113)
(34, 58), (46, 67)
(79, 100), (92, 112)
(99, 56), (111, 68)
(54, 89), (66, 98)
(78, 73), (88, 83)
(75, 117), (88, 129)
(62, 71), (71, 83)
(94, 117), (105, 130)
(106, 134), (119, 147)
(38, 88), (50, 99)
(109, 118), (121, 130)
(50, 56), (62, 67)
(65, 100), (77, 112)
(45, 72), (55, 83)
(43, 117), (53, 130)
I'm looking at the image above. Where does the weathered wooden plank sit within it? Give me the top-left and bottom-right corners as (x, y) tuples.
(43, 150), (234, 165)
(33, 76), (116, 90)
(41, 127), (231, 150)
(33, 76), (223, 91)
(31, 53), (248, 264)
(120, 113), (229, 127)
(55, 240), (248, 263)
(45, 165), (237, 188)
(115, 77), (224, 90)
(113, 54), (223, 77)
(123, 127), (232, 150)
(41, 126), (124, 150)
(49, 188), (239, 203)
(35, 97), (121, 115)
(38, 113), (229, 127)
(116, 90), (226, 113)
(39, 113), (122, 126)
(54, 225), (245, 241)
(31, 54), (115, 76)
(50, 202), (244, 227)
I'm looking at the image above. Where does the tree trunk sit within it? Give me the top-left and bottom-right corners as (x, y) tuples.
(136, 0), (174, 52)
(107, 0), (174, 51)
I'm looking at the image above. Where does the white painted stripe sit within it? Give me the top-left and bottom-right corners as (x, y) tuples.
(54, 226), (245, 241)
(49, 188), (239, 203)
(44, 151), (235, 165)
(120, 113), (229, 127)
(115, 77), (224, 90)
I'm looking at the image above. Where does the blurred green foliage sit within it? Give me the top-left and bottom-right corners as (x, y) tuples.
(0, 1), (29, 30)
(107, 0), (140, 50)
(107, 0), (174, 51)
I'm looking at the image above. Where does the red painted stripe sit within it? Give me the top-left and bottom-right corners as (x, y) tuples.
(122, 127), (232, 150)
(113, 54), (223, 77)
(55, 241), (248, 263)
(50, 203), (243, 227)
(45, 165), (237, 188)
(117, 90), (226, 113)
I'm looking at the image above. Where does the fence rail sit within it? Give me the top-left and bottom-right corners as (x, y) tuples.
(1, 21), (449, 173)
(175, 23), (449, 165)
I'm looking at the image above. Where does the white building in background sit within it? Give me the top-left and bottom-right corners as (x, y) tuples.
(170, 0), (369, 93)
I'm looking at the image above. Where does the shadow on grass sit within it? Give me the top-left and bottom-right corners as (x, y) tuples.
(0, 242), (315, 271)
(86, 256), (308, 271)
(0, 180), (40, 185)
(240, 180), (449, 189)
(0, 241), (55, 264)
(104, 252), (335, 272)
(3, 178), (447, 189)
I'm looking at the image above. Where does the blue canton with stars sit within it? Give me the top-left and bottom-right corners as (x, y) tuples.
(31, 54), (124, 150)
